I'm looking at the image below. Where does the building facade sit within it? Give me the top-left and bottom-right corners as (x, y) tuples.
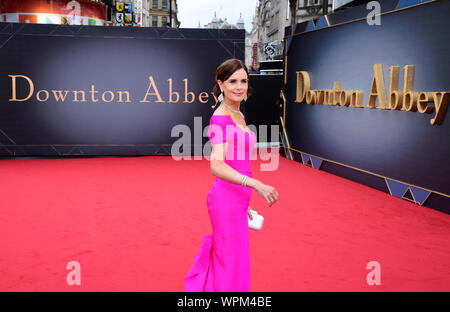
(0, 0), (179, 28)
(203, 12), (245, 30)
(202, 12), (251, 72)
(291, 0), (332, 24)
(149, 0), (179, 28)
(0, 0), (108, 25)
(110, 0), (149, 27)
(248, 0), (356, 71)
(248, 0), (290, 70)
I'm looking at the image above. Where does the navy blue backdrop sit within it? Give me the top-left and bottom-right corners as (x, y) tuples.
(283, 0), (450, 213)
(0, 23), (245, 156)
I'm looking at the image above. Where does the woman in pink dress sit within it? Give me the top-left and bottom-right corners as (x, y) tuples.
(184, 59), (279, 292)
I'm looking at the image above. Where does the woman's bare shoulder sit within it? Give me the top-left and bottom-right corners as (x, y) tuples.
(212, 104), (228, 116)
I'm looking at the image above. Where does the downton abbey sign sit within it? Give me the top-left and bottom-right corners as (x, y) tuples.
(295, 64), (449, 125)
(8, 75), (214, 105)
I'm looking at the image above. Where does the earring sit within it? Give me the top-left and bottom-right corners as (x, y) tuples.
(244, 94), (248, 101)
(218, 91), (224, 102)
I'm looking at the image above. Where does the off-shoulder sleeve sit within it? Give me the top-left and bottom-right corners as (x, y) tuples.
(207, 116), (231, 145)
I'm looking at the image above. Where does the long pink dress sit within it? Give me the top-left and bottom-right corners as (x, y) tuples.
(184, 114), (257, 292)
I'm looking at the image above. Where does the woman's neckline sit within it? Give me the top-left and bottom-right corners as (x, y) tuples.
(211, 114), (251, 134)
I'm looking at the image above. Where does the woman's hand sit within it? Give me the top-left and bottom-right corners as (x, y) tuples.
(252, 180), (279, 207)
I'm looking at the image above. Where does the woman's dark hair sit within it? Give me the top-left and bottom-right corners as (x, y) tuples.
(211, 58), (252, 108)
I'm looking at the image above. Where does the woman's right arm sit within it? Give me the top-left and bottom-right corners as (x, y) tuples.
(209, 141), (245, 186)
(210, 142), (279, 207)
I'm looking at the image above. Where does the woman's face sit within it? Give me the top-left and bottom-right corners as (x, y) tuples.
(218, 68), (248, 103)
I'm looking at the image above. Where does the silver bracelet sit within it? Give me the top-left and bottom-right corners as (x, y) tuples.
(241, 175), (248, 187)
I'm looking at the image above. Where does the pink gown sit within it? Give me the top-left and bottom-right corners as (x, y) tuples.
(184, 114), (257, 292)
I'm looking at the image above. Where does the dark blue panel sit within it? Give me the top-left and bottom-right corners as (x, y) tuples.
(300, 153), (309, 164)
(159, 28), (186, 39)
(244, 74), (283, 142)
(320, 160), (390, 194)
(409, 186), (431, 205)
(285, 25), (292, 37)
(315, 16), (328, 29)
(51, 25), (77, 36)
(398, 0), (421, 9)
(0, 23), (245, 157)
(285, 0), (450, 196)
(386, 179), (409, 198)
(0, 34), (9, 47)
(423, 193), (450, 214)
(294, 22), (307, 35)
(15, 23), (57, 35)
(179, 28), (216, 40)
(305, 21), (314, 32)
(310, 156), (323, 169)
(0, 23), (13, 33)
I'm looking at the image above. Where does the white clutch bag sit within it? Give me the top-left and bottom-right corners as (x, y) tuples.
(248, 208), (264, 231)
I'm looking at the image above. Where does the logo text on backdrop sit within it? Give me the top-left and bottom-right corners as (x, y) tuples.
(295, 64), (449, 125)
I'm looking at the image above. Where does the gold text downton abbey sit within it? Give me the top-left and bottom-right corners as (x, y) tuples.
(8, 75), (213, 104)
(295, 64), (449, 125)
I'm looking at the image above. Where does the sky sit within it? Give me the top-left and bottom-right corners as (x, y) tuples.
(177, 0), (258, 33)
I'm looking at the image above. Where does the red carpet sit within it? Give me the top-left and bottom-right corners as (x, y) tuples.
(0, 155), (449, 291)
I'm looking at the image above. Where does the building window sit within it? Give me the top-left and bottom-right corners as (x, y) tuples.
(153, 0), (158, 10)
(162, 0), (168, 10)
(162, 16), (168, 27)
(152, 16), (158, 27)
